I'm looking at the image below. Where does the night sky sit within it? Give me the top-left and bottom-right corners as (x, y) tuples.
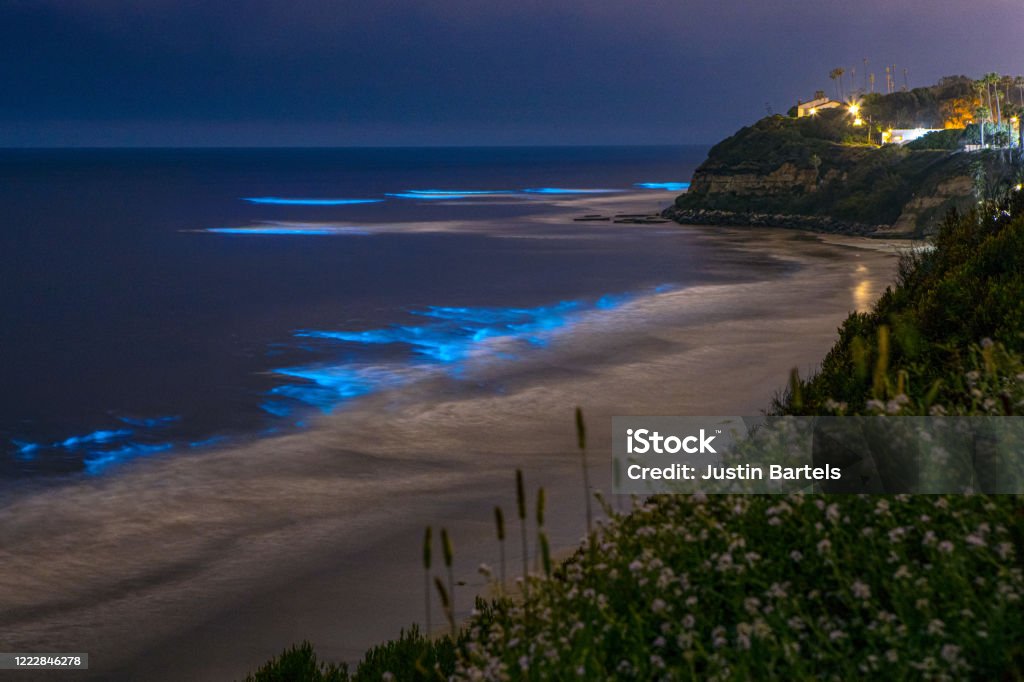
(1, 0), (1021, 147)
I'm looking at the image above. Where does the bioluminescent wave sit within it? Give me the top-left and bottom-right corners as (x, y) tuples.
(10, 416), (183, 474)
(116, 415), (181, 428)
(401, 190), (516, 196)
(205, 225), (372, 236)
(265, 366), (410, 413)
(242, 197), (385, 206)
(265, 287), (672, 417)
(84, 443), (173, 475)
(387, 188), (623, 199)
(523, 188), (621, 194)
(385, 192), (475, 200)
(635, 182), (690, 191)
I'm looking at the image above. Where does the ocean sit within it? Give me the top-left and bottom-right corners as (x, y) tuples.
(0, 145), (754, 478)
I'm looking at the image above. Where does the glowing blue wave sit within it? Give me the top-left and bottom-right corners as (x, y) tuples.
(9, 415), (181, 473)
(635, 182), (690, 191)
(59, 429), (133, 449)
(402, 190), (516, 196)
(116, 415), (181, 428)
(206, 225), (371, 236)
(243, 197), (384, 206)
(385, 193), (475, 200)
(264, 288), (672, 417)
(84, 443), (173, 475)
(267, 366), (408, 412)
(523, 188), (621, 195)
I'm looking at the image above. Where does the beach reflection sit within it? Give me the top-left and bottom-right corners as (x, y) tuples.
(853, 263), (874, 312)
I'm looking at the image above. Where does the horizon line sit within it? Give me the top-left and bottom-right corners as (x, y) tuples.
(0, 142), (713, 151)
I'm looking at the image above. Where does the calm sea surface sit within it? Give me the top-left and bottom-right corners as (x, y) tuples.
(0, 146), (746, 477)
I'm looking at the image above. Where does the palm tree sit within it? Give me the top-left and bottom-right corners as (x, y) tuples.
(1014, 76), (1024, 108)
(829, 67), (846, 101)
(975, 105), (991, 147)
(985, 73), (1002, 125)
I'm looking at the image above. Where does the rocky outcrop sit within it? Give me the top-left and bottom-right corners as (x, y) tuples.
(668, 112), (1014, 238)
(661, 206), (886, 237)
(689, 162), (819, 197)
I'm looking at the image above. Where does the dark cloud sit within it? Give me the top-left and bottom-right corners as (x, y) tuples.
(0, 0), (1021, 145)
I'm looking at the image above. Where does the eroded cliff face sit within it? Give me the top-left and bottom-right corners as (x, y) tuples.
(885, 175), (974, 236)
(675, 159), (976, 238)
(688, 163), (831, 198)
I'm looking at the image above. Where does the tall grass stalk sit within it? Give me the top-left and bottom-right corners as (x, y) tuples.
(515, 469), (529, 594)
(538, 531), (552, 578)
(493, 506), (506, 593)
(433, 577), (456, 639)
(422, 526), (432, 635)
(440, 528), (454, 627)
(533, 486), (545, 572)
(575, 407), (593, 534)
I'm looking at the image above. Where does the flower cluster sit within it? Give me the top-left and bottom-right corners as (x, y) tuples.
(455, 494), (1023, 680)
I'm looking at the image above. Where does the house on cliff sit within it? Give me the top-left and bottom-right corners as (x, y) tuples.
(796, 92), (843, 117)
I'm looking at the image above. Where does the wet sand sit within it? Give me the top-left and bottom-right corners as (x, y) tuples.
(0, 204), (903, 681)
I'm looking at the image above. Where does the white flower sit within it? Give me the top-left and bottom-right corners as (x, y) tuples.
(937, 540), (954, 554)
(851, 580), (871, 599)
(651, 598), (667, 614)
(817, 538), (832, 554)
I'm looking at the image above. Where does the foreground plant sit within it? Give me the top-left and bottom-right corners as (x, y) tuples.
(456, 494), (1023, 681)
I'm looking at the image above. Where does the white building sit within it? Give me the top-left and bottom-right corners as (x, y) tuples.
(882, 128), (944, 145)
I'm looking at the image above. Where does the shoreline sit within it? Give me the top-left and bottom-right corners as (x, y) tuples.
(0, 206), (902, 681)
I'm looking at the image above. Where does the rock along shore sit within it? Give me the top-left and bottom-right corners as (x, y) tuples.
(661, 205), (897, 238)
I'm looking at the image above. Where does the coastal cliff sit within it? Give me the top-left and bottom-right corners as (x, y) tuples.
(666, 109), (1016, 238)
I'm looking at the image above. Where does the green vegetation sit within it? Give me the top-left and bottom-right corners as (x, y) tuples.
(775, 190), (1024, 417)
(903, 129), (965, 151)
(246, 628), (462, 682)
(861, 75), (977, 129)
(244, 642), (347, 682)
(685, 109), (866, 176)
(454, 494), (1022, 680)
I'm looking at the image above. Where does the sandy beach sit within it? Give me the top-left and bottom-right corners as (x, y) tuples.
(0, 205), (903, 681)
